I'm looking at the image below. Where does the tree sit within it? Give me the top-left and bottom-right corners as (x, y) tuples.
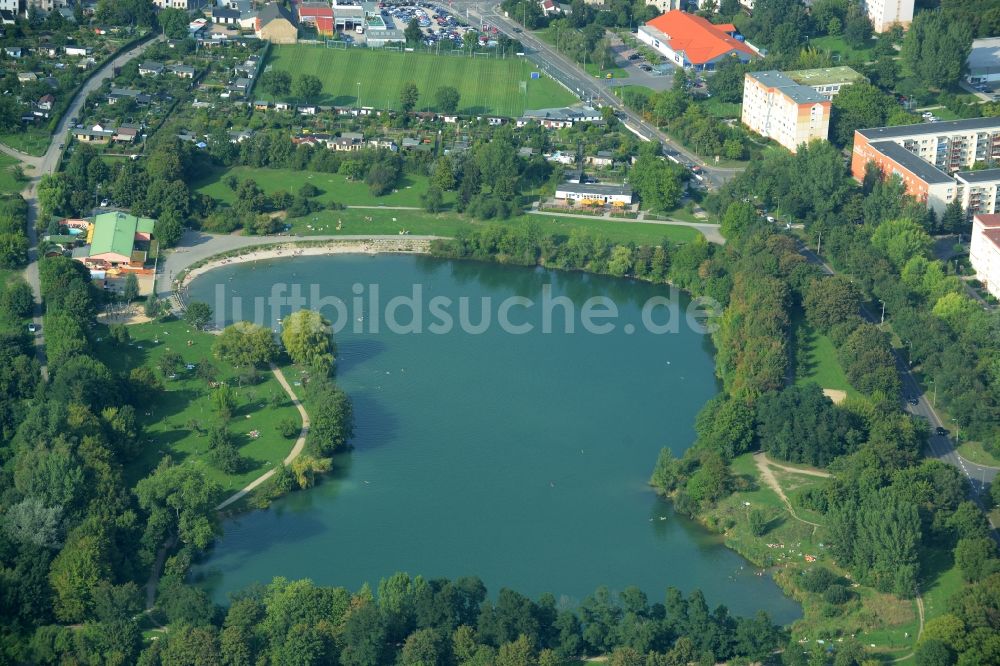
(293, 74), (323, 103)
(400, 82), (420, 113)
(122, 273), (139, 304)
(260, 70), (292, 97)
(914, 638), (954, 666)
(135, 459), (221, 551)
(843, 4), (873, 49)
(871, 218), (933, 268)
(747, 508), (768, 536)
(405, 17), (423, 45)
(0, 278), (34, 319)
(830, 82), (893, 147)
(802, 275), (861, 331)
(281, 309), (336, 374)
(435, 85), (461, 114)
(901, 10), (973, 89)
(157, 7), (189, 38)
(423, 186), (444, 213)
(954, 537), (999, 582)
(307, 377), (354, 455)
(214, 322), (279, 368)
(184, 301), (213, 330)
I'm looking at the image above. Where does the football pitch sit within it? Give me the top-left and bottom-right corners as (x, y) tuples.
(266, 44), (577, 117)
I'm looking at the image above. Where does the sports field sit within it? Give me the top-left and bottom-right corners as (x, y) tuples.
(266, 44), (577, 116)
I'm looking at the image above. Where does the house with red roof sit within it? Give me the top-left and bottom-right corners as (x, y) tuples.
(637, 10), (757, 71)
(297, 1), (334, 36)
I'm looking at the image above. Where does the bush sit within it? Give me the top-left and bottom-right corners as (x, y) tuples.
(800, 567), (839, 593)
(210, 443), (247, 474)
(823, 584), (850, 604)
(277, 418), (299, 439)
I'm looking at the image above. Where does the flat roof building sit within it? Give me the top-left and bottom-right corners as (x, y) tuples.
(970, 213), (1000, 299)
(554, 182), (633, 205)
(783, 66), (865, 99)
(968, 37), (1000, 84)
(741, 70), (831, 153)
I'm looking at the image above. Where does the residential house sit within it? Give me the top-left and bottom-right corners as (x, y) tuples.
(585, 151), (615, 168)
(229, 130), (254, 143)
(36, 94), (55, 111)
(212, 6), (240, 24)
(253, 100), (270, 111)
(138, 61), (165, 77)
(516, 105), (603, 129)
(107, 87), (141, 105)
(113, 127), (139, 144)
(170, 64), (196, 79)
(73, 125), (115, 143)
(4, 46), (21, 58)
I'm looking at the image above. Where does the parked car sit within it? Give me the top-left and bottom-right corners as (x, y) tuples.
(27, 323), (37, 333)
(907, 397), (919, 405)
(935, 427), (948, 436)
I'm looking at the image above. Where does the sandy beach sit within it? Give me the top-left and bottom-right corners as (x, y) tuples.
(176, 238), (432, 292)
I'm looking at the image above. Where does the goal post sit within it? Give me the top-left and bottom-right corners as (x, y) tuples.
(326, 39), (348, 49)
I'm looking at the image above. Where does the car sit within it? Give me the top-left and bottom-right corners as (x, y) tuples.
(27, 323), (37, 333)
(766, 215), (776, 223)
(100, 199), (109, 207)
(907, 397), (919, 405)
(513, 27), (522, 33)
(936, 427), (948, 436)
(921, 111), (933, 118)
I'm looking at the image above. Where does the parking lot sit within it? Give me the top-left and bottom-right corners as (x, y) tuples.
(378, 1), (486, 48)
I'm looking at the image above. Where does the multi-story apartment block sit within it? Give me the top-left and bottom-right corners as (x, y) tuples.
(862, 0), (914, 32)
(741, 71), (831, 153)
(153, 0), (208, 9)
(25, 0), (68, 12)
(970, 214), (1000, 299)
(853, 118), (1000, 179)
(851, 118), (1000, 215)
(955, 170), (1000, 218)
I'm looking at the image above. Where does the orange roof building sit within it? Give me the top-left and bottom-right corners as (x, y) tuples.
(637, 11), (757, 71)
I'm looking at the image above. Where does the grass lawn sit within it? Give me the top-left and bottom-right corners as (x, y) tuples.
(194, 165), (443, 208)
(791, 309), (857, 398)
(0, 129), (51, 157)
(582, 60), (629, 80)
(698, 98), (741, 119)
(94, 318), (304, 496)
(279, 207), (701, 245)
(0, 153), (26, 195)
(266, 44), (576, 116)
(809, 35), (876, 64)
(956, 440), (1000, 467)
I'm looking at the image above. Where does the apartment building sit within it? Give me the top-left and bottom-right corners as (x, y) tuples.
(25, 0), (69, 11)
(955, 170), (1000, 218)
(862, 0), (914, 32)
(741, 71), (831, 152)
(0, 0), (17, 14)
(852, 117), (1000, 179)
(782, 66), (865, 99)
(970, 214), (1000, 299)
(153, 0), (208, 9)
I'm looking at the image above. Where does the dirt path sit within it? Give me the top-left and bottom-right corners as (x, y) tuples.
(753, 453), (824, 529)
(214, 364), (310, 511)
(760, 453), (832, 479)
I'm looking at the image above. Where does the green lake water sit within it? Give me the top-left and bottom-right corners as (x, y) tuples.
(188, 254), (800, 623)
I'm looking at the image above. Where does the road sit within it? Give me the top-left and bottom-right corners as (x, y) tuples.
(797, 239), (998, 513)
(11, 33), (163, 376)
(450, 1), (742, 189)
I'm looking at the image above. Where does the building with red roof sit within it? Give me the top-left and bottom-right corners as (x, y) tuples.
(297, 1), (334, 36)
(637, 10), (757, 71)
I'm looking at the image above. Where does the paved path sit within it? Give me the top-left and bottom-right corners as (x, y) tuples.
(526, 209), (725, 244)
(10, 33), (163, 378)
(215, 364), (310, 511)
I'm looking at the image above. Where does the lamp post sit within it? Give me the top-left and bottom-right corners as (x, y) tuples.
(356, 81), (361, 110)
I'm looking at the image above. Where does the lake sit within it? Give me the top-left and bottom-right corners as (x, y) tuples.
(188, 253), (800, 623)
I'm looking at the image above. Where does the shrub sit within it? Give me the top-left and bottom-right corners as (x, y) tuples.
(823, 584), (850, 604)
(800, 567), (839, 593)
(277, 418), (299, 439)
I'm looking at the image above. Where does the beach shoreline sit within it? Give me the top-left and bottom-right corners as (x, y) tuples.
(174, 237), (435, 294)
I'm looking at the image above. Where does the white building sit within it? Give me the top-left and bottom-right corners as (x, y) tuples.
(970, 213), (1000, 299)
(862, 0), (913, 33)
(0, 0), (17, 14)
(968, 37), (1000, 85)
(955, 169), (1000, 218)
(153, 0), (208, 9)
(637, 10), (756, 72)
(741, 71), (831, 153)
(554, 182), (633, 205)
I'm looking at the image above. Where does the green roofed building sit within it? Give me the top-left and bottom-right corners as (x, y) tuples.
(73, 211), (156, 272)
(784, 66), (865, 99)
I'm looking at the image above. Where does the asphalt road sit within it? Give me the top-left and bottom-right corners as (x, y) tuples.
(451, 1), (743, 189)
(797, 239), (998, 520)
(14, 33), (163, 377)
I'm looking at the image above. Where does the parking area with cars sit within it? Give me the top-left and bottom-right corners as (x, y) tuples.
(376, 1), (486, 48)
